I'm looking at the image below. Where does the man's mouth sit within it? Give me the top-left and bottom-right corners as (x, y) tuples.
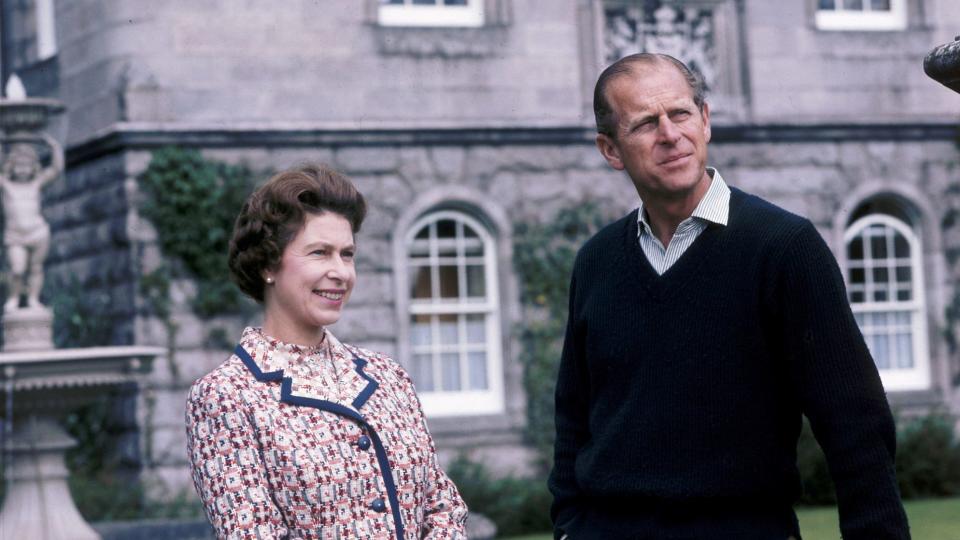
(659, 153), (691, 165)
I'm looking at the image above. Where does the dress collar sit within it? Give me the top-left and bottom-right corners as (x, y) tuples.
(236, 326), (378, 413)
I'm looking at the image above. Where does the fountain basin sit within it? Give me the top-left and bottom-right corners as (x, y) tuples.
(0, 346), (162, 540)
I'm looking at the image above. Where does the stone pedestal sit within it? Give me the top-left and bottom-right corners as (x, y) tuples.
(0, 346), (162, 540)
(2, 306), (53, 352)
(0, 416), (100, 540)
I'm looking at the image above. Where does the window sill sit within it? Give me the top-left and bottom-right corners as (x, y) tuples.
(372, 24), (509, 58)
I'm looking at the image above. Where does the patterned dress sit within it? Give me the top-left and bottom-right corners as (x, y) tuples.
(186, 327), (468, 539)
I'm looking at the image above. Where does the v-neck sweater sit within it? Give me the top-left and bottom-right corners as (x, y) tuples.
(549, 188), (909, 539)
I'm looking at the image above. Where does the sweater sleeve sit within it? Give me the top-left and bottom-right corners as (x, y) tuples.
(185, 379), (289, 540)
(548, 271), (589, 539)
(776, 221), (910, 540)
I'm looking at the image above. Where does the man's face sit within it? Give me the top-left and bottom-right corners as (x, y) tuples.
(596, 63), (711, 202)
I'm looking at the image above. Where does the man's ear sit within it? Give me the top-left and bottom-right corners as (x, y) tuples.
(596, 134), (625, 171)
(701, 101), (711, 143)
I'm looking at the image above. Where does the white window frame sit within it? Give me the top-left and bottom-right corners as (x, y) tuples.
(844, 214), (930, 391)
(379, 0), (485, 28)
(404, 210), (504, 416)
(35, 0), (57, 60)
(815, 0), (907, 31)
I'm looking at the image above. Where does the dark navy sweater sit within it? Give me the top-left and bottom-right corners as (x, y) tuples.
(549, 188), (909, 539)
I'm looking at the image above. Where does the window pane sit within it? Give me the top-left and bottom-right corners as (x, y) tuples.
(874, 289), (888, 302)
(894, 235), (909, 258)
(466, 265), (486, 297)
(873, 333), (889, 369)
(413, 0), (437, 5)
(383, 0), (404, 4)
(438, 314), (458, 344)
(444, 0), (468, 5)
(896, 332), (913, 368)
(411, 315), (432, 346)
(847, 237), (864, 260)
(870, 234), (887, 259)
(441, 353), (460, 391)
(819, 0), (836, 9)
(412, 354), (434, 391)
(468, 351), (488, 390)
(873, 266), (889, 284)
(466, 314), (485, 343)
(409, 239), (430, 258)
(436, 219), (456, 238)
(870, 0), (890, 10)
(439, 265), (459, 298)
(410, 266), (433, 299)
(463, 237), (484, 257)
(896, 288), (911, 301)
(850, 290), (865, 303)
(895, 266), (911, 283)
(850, 267), (865, 285)
(844, 0), (864, 10)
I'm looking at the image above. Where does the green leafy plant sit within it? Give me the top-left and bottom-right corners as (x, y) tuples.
(512, 202), (614, 470)
(51, 277), (115, 347)
(896, 412), (960, 498)
(446, 455), (553, 536)
(797, 412), (960, 505)
(138, 147), (260, 318)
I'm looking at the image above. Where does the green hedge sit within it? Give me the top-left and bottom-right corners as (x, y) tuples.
(797, 412), (960, 504)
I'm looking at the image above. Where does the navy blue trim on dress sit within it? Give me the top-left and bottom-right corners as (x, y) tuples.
(234, 343), (404, 540)
(364, 423), (406, 540)
(234, 345), (284, 382)
(351, 357), (379, 409)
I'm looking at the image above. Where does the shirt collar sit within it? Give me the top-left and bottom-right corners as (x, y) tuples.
(637, 167), (731, 235)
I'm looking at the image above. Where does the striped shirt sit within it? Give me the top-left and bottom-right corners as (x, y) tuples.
(637, 168), (730, 275)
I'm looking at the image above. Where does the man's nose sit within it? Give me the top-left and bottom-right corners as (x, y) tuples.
(656, 116), (681, 143)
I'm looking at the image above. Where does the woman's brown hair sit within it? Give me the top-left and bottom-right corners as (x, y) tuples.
(228, 163), (366, 302)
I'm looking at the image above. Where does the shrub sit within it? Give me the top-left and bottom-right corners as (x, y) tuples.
(446, 456), (553, 536)
(896, 413), (960, 498)
(797, 412), (960, 505)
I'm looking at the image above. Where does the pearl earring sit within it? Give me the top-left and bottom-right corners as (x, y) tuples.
(265, 277), (274, 284)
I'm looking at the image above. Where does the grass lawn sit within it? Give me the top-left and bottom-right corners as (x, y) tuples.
(500, 497), (960, 540)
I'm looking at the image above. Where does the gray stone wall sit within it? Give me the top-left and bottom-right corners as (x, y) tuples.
(745, 0), (960, 122)
(51, 0), (587, 147)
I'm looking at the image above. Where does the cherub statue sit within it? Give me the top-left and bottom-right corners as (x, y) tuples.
(0, 133), (64, 312)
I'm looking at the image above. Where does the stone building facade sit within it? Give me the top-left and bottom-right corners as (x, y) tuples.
(2, 0), (959, 499)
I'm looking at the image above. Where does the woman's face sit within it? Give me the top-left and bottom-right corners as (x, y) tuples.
(263, 212), (356, 343)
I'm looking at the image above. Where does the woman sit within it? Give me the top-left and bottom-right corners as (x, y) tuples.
(185, 164), (467, 539)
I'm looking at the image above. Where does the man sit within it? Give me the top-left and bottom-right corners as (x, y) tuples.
(548, 53), (909, 539)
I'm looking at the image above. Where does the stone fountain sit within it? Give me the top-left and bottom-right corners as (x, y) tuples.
(0, 75), (163, 539)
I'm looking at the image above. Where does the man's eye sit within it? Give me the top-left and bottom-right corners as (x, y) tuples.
(671, 111), (692, 121)
(342, 251), (355, 260)
(311, 250), (327, 256)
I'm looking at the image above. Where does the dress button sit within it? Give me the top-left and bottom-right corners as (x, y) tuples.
(370, 498), (387, 513)
(357, 435), (372, 451)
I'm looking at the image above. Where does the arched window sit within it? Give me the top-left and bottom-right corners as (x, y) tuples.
(404, 210), (504, 416)
(844, 214), (930, 390)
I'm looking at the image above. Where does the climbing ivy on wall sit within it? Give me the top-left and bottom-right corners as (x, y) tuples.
(512, 202), (614, 470)
(139, 147), (260, 318)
